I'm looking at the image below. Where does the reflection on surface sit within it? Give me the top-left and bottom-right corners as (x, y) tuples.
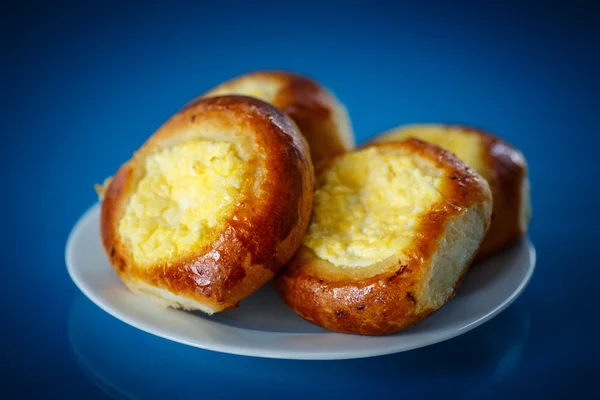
(68, 293), (531, 398)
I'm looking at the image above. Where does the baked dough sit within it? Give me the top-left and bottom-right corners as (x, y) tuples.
(372, 124), (531, 260)
(100, 96), (314, 314)
(274, 139), (492, 335)
(198, 70), (354, 165)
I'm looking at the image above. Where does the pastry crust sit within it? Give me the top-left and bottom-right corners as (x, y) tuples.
(274, 139), (492, 335)
(372, 124), (531, 261)
(197, 70), (354, 166)
(101, 96), (314, 313)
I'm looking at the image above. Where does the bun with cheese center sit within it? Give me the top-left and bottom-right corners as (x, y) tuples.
(100, 95), (314, 314)
(198, 70), (354, 165)
(274, 139), (492, 335)
(372, 124), (531, 260)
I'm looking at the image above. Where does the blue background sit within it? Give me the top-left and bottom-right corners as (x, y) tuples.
(3, 0), (599, 398)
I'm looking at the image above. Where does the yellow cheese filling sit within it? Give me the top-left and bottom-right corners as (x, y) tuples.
(119, 140), (246, 266)
(207, 78), (280, 103)
(303, 147), (443, 268)
(378, 125), (486, 177)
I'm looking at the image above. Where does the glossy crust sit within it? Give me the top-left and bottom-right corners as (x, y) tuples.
(274, 139), (493, 335)
(101, 96), (314, 313)
(373, 124), (531, 261)
(195, 70), (355, 166)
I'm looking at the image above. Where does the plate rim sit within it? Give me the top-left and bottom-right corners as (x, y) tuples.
(66, 203), (536, 360)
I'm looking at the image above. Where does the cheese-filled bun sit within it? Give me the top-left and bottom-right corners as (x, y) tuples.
(200, 70), (354, 165)
(100, 96), (314, 314)
(372, 124), (531, 260)
(274, 139), (492, 335)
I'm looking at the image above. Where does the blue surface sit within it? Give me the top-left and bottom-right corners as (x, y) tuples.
(2, 1), (599, 398)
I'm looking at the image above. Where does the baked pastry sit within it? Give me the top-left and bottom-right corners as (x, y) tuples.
(99, 96), (314, 314)
(199, 70), (354, 165)
(372, 124), (531, 260)
(274, 139), (492, 335)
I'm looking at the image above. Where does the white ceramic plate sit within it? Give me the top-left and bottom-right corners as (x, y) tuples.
(66, 203), (536, 360)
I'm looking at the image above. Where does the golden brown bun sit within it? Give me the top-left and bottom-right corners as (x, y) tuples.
(196, 70), (355, 166)
(101, 95), (314, 314)
(274, 139), (493, 335)
(371, 124), (531, 261)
